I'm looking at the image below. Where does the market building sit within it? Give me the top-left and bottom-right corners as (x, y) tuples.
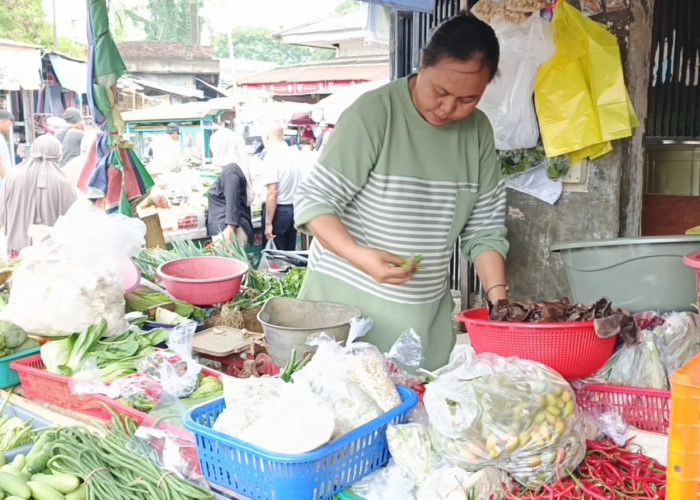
(237, 4), (390, 102)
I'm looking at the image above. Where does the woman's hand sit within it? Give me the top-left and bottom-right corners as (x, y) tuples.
(351, 247), (416, 285)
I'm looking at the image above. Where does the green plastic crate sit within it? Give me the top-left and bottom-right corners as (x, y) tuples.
(0, 347), (41, 388)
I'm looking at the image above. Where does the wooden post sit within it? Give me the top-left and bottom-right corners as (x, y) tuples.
(140, 214), (167, 249)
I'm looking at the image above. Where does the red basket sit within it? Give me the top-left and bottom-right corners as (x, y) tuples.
(156, 256), (248, 306)
(575, 384), (671, 434)
(457, 308), (616, 380)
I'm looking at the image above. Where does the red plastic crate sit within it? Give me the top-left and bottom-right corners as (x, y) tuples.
(575, 384), (671, 434)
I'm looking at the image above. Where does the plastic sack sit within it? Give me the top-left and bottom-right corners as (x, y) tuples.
(214, 375), (335, 454)
(478, 15), (556, 150)
(504, 164), (563, 205)
(584, 410), (629, 447)
(534, 1), (639, 162)
(423, 346), (586, 489)
(258, 239), (284, 274)
(3, 201), (145, 337)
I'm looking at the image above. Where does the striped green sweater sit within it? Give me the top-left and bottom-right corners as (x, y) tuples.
(295, 76), (509, 369)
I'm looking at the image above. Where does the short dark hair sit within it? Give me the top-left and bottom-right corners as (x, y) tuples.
(421, 13), (500, 80)
(0, 110), (14, 122)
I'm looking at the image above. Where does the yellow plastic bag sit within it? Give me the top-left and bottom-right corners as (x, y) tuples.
(535, 1), (639, 160)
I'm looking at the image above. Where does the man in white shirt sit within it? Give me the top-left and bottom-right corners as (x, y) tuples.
(0, 111), (14, 185)
(261, 121), (303, 251)
(148, 123), (182, 174)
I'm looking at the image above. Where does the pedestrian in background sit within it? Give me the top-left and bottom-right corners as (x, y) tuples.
(0, 111), (14, 184)
(261, 121), (303, 251)
(57, 107), (85, 167)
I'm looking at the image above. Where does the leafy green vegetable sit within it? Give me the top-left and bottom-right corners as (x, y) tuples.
(41, 336), (75, 374)
(498, 143), (570, 180)
(0, 321), (26, 349)
(57, 321), (107, 376)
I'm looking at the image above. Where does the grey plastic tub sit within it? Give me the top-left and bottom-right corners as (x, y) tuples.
(258, 297), (361, 367)
(551, 236), (700, 313)
(0, 400), (51, 461)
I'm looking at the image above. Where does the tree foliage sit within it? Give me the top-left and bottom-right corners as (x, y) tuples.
(213, 27), (335, 65)
(0, 0), (85, 58)
(127, 0), (202, 46)
(336, 0), (362, 13)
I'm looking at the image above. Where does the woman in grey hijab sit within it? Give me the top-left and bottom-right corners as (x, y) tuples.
(0, 135), (77, 257)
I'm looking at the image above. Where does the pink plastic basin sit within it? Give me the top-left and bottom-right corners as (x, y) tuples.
(156, 256), (248, 306)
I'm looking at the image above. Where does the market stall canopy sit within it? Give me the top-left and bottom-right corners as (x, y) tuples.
(122, 97), (237, 123)
(290, 111), (316, 126)
(358, 0), (433, 13)
(0, 40), (42, 90)
(311, 79), (389, 124)
(236, 101), (313, 127)
(129, 76), (204, 99)
(48, 53), (88, 95)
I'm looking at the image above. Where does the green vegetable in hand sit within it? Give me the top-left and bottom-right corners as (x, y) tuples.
(0, 322), (25, 350)
(399, 255), (424, 270)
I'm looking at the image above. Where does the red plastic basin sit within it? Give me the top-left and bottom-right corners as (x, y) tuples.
(157, 256), (248, 306)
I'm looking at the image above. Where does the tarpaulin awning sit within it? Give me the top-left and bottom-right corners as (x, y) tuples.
(131, 77), (204, 99)
(358, 0), (433, 13)
(0, 41), (42, 90)
(48, 53), (88, 94)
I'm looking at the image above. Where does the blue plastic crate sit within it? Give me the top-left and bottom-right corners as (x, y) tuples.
(184, 386), (418, 500)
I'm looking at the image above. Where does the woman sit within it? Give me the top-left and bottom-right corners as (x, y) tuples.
(207, 126), (254, 245)
(0, 135), (77, 257)
(294, 14), (509, 370)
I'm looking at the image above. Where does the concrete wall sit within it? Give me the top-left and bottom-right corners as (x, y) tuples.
(506, 0), (655, 301)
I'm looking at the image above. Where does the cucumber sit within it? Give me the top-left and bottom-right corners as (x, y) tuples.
(26, 451), (50, 474)
(9, 457), (23, 472)
(27, 481), (65, 500)
(7, 497), (26, 500)
(24, 434), (51, 465)
(0, 466), (21, 478)
(31, 474), (79, 495)
(64, 484), (85, 500)
(0, 471), (29, 499)
(0, 454), (5, 467)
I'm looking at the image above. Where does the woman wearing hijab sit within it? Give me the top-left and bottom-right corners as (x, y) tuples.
(0, 135), (78, 257)
(207, 122), (254, 245)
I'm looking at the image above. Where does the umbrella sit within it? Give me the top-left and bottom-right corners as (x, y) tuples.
(290, 111), (316, 127)
(80, 0), (154, 216)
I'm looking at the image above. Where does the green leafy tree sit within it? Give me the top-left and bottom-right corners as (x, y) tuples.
(127, 0), (202, 46)
(213, 27), (335, 65)
(336, 0), (361, 13)
(0, 0), (86, 58)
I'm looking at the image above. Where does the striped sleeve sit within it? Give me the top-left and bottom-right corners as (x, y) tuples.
(294, 109), (382, 233)
(460, 114), (509, 261)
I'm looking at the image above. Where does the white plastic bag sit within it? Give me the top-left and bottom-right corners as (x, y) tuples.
(504, 164), (563, 205)
(478, 15), (556, 150)
(3, 201), (146, 336)
(258, 239), (281, 273)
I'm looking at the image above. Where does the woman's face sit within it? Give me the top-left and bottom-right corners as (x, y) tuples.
(411, 56), (492, 127)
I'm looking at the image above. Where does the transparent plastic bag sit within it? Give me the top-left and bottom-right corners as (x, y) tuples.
(478, 15), (556, 150)
(293, 333), (382, 437)
(652, 312), (700, 377)
(606, 331), (668, 390)
(471, 0), (507, 24)
(258, 239), (284, 273)
(584, 410), (629, 446)
(423, 346), (586, 489)
(386, 423), (440, 485)
(387, 328), (425, 386)
(349, 460), (416, 500)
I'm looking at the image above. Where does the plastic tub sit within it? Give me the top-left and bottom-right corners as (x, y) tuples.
(0, 347), (41, 389)
(157, 256), (248, 306)
(458, 308), (616, 380)
(551, 236), (700, 312)
(257, 298), (361, 367)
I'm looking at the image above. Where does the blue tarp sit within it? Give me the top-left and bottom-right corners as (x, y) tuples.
(359, 0), (434, 13)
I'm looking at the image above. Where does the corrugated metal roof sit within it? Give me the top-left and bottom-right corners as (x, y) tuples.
(238, 61), (389, 85)
(277, 6), (368, 36)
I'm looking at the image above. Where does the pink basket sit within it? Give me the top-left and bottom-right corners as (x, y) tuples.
(575, 384), (671, 434)
(458, 308), (616, 380)
(156, 256), (248, 306)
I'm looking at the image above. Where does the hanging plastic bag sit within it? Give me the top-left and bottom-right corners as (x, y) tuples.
(258, 239), (283, 273)
(534, 1), (639, 161)
(423, 346), (586, 489)
(504, 164), (563, 205)
(3, 200), (146, 337)
(651, 312), (700, 377)
(478, 15), (556, 150)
